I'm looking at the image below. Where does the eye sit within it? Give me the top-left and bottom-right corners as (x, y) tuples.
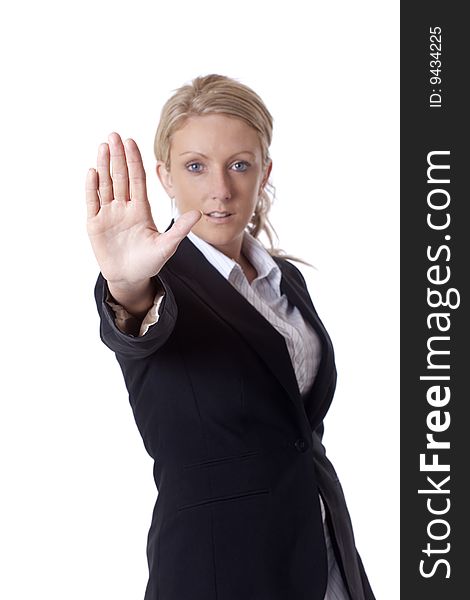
(231, 161), (250, 172)
(186, 161), (204, 173)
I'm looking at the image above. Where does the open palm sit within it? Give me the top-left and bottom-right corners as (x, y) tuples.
(86, 132), (201, 286)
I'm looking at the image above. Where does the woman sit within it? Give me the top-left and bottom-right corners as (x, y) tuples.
(86, 74), (376, 600)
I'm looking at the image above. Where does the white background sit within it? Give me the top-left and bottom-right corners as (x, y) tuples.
(0, 1), (399, 598)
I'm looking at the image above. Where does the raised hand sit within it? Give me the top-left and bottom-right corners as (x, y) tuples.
(86, 132), (201, 288)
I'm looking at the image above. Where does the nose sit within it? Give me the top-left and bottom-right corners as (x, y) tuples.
(209, 168), (232, 201)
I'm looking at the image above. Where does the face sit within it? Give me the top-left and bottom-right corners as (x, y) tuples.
(156, 113), (272, 260)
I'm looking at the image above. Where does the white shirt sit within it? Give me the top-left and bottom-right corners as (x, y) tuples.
(106, 228), (350, 600)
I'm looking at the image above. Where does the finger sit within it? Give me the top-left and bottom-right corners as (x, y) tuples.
(85, 168), (100, 219)
(159, 210), (203, 256)
(108, 132), (129, 201)
(173, 210), (203, 237)
(124, 138), (148, 203)
(96, 143), (113, 205)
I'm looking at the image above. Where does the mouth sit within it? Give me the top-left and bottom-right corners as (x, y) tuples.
(204, 211), (234, 223)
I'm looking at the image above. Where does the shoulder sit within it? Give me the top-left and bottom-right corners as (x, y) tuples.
(271, 255), (308, 289)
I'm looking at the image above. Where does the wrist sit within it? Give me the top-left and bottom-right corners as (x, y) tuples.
(107, 278), (160, 319)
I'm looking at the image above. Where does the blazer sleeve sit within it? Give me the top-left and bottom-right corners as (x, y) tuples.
(106, 288), (166, 336)
(94, 271), (177, 359)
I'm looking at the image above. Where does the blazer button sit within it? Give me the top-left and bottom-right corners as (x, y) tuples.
(294, 438), (307, 452)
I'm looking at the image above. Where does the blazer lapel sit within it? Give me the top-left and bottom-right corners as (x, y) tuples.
(274, 259), (337, 430)
(166, 234), (303, 412)
(164, 222), (336, 427)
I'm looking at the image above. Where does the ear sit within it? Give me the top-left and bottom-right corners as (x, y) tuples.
(259, 160), (273, 194)
(156, 161), (174, 198)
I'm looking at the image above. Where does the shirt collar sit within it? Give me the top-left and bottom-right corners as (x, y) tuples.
(186, 228), (281, 291)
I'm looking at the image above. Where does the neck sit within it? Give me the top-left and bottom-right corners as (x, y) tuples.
(210, 236), (244, 263)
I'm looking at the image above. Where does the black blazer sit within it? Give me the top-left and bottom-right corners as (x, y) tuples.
(94, 227), (376, 600)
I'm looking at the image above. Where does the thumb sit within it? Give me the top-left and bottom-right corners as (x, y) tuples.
(170, 209), (203, 239)
(157, 209), (203, 262)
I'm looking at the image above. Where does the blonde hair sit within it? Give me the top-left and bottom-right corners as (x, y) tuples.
(154, 74), (312, 267)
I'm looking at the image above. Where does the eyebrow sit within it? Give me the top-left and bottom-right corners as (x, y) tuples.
(178, 151), (257, 159)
